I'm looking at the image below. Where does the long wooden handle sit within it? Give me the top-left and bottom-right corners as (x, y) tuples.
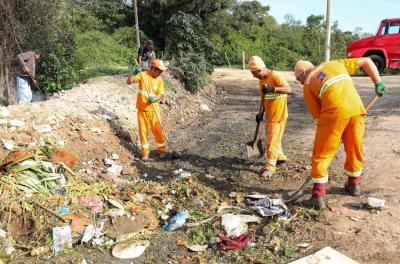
(252, 93), (265, 142)
(365, 94), (379, 113)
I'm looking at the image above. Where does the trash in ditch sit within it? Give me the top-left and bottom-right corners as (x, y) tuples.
(78, 195), (104, 213)
(367, 197), (385, 208)
(244, 197), (291, 218)
(107, 198), (124, 210)
(221, 213), (261, 238)
(187, 244), (208, 252)
(2, 139), (15, 150)
(81, 224), (95, 244)
(112, 239), (150, 259)
(57, 206), (69, 215)
(173, 168), (191, 180)
(9, 119), (25, 128)
(52, 225), (73, 253)
(0, 237), (16, 255)
(218, 235), (251, 251)
(162, 211), (189, 231)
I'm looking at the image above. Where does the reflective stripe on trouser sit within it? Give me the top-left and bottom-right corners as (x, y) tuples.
(311, 115), (365, 184)
(138, 110), (166, 156)
(264, 119), (287, 172)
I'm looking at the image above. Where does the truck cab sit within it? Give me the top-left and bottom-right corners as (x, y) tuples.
(347, 18), (400, 72)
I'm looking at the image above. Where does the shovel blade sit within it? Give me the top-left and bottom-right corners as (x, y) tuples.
(281, 177), (313, 203)
(246, 138), (263, 159)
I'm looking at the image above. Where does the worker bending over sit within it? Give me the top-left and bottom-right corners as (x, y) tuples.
(294, 58), (386, 209)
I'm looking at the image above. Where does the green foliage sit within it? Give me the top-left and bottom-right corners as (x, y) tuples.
(37, 51), (77, 93)
(166, 11), (214, 93)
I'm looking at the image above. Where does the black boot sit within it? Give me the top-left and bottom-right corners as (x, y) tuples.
(344, 183), (361, 196)
(302, 196), (326, 210)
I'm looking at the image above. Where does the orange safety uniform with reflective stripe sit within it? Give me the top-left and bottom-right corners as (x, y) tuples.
(259, 71), (289, 172)
(303, 58), (365, 183)
(133, 71), (166, 156)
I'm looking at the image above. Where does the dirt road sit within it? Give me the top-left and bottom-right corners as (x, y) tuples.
(161, 68), (400, 263)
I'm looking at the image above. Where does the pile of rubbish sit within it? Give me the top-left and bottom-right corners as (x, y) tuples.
(0, 142), (296, 262)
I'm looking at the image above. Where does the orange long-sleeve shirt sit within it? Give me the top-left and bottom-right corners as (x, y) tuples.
(133, 71), (164, 112)
(259, 71), (289, 122)
(303, 59), (365, 122)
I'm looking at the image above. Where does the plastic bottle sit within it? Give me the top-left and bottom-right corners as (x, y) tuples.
(162, 211), (189, 231)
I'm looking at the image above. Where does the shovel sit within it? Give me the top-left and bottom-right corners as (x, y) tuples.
(246, 94), (265, 159)
(281, 94), (381, 203)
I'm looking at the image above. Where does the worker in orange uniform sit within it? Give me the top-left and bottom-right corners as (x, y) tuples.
(248, 56), (292, 177)
(127, 59), (168, 160)
(294, 58), (386, 209)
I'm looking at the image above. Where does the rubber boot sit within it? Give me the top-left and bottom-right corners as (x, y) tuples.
(302, 195), (326, 210)
(345, 176), (361, 196)
(302, 182), (326, 210)
(344, 183), (361, 196)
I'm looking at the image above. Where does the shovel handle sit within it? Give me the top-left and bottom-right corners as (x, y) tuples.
(365, 94), (379, 113)
(252, 93), (265, 143)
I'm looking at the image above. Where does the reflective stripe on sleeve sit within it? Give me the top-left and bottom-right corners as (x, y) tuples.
(264, 94), (287, 100)
(156, 143), (166, 148)
(141, 144), (150, 149)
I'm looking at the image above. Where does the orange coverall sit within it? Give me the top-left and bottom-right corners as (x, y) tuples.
(260, 71), (289, 172)
(303, 59), (366, 184)
(133, 71), (166, 156)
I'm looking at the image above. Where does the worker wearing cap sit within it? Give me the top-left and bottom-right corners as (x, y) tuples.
(294, 58), (386, 209)
(127, 59), (168, 160)
(248, 56), (292, 177)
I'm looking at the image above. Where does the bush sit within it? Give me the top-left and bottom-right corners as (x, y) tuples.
(37, 50), (77, 93)
(166, 11), (214, 93)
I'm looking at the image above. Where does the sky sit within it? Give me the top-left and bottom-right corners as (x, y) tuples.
(259, 0), (400, 34)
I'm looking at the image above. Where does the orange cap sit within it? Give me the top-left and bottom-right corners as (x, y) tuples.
(248, 56), (266, 71)
(150, 59), (168, 71)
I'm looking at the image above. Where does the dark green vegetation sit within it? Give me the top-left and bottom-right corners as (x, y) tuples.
(1, 0), (367, 94)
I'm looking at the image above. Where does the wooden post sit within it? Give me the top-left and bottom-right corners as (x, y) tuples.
(324, 0), (332, 62)
(134, 0), (140, 50)
(242, 51), (245, 70)
(224, 52), (231, 67)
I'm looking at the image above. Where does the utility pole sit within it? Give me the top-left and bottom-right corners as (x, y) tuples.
(134, 0), (140, 50)
(324, 0), (332, 62)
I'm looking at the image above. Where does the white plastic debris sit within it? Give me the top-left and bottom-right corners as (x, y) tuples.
(156, 175), (163, 180)
(111, 153), (119, 160)
(221, 214), (261, 238)
(112, 240), (150, 259)
(52, 226), (72, 253)
(81, 224), (95, 244)
(367, 197), (385, 208)
(104, 158), (115, 166)
(0, 107), (10, 117)
(90, 127), (102, 134)
(108, 198), (124, 209)
(200, 104), (211, 112)
(188, 244), (208, 252)
(9, 119), (25, 127)
(173, 168), (192, 180)
(107, 164), (123, 176)
(288, 246), (359, 264)
(2, 139), (14, 150)
(0, 229), (6, 238)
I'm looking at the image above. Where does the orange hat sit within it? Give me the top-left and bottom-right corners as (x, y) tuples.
(248, 56), (266, 71)
(150, 59), (168, 71)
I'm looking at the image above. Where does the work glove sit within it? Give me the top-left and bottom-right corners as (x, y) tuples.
(148, 95), (158, 103)
(256, 113), (263, 123)
(262, 84), (276, 93)
(375, 81), (386, 97)
(132, 65), (142, 75)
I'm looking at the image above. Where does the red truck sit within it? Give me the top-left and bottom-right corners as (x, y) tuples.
(347, 18), (400, 72)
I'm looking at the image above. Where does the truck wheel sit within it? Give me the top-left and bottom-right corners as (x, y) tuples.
(369, 55), (385, 73)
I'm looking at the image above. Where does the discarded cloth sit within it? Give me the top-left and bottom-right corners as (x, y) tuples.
(218, 235), (251, 251)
